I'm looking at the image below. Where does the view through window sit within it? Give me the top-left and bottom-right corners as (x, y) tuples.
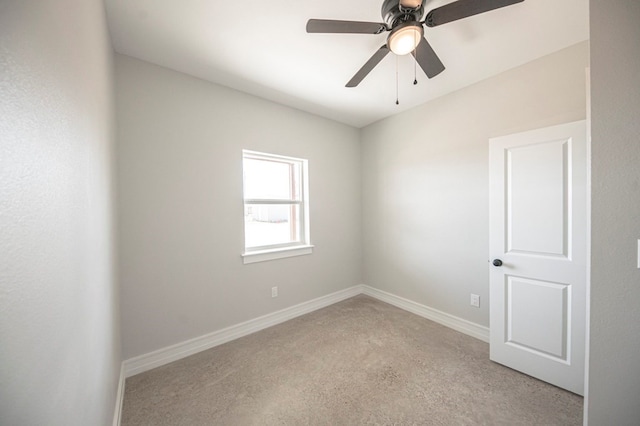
(242, 150), (309, 252)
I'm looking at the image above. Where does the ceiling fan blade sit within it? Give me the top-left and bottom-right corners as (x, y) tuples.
(411, 37), (445, 78)
(425, 0), (524, 27)
(306, 19), (387, 34)
(346, 45), (391, 88)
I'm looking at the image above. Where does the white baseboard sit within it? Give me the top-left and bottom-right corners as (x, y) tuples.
(123, 285), (363, 377)
(361, 285), (490, 343)
(112, 362), (125, 426)
(122, 283), (488, 380)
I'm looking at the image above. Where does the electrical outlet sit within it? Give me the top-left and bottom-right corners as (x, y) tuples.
(271, 286), (278, 298)
(470, 294), (480, 308)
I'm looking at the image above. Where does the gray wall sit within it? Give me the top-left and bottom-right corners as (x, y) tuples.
(115, 55), (362, 359)
(361, 42), (588, 327)
(0, 1), (120, 425)
(586, 1), (640, 423)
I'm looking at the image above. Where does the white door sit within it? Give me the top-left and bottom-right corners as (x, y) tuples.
(489, 120), (587, 395)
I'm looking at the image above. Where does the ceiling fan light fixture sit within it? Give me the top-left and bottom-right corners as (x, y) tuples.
(399, 0), (423, 9)
(387, 23), (423, 55)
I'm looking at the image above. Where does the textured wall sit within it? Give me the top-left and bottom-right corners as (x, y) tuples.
(115, 54), (362, 360)
(0, 0), (120, 425)
(360, 42), (588, 327)
(586, 1), (640, 423)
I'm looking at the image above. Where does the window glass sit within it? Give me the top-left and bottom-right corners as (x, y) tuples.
(243, 158), (299, 200)
(244, 204), (301, 248)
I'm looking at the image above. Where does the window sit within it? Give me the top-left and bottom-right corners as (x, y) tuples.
(242, 150), (312, 263)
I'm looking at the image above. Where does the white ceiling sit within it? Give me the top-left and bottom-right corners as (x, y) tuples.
(105, 0), (589, 128)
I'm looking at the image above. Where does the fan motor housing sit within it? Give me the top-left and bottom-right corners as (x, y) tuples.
(381, 0), (425, 28)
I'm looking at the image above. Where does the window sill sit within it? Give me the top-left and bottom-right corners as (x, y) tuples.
(242, 245), (314, 264)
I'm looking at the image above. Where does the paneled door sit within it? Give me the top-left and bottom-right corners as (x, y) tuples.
(489, 121), (587, 395)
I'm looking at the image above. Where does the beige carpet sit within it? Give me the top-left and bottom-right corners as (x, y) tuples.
(122, 295), (582, 425)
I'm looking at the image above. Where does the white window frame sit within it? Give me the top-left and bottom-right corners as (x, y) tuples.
(242, 150), (312, 264)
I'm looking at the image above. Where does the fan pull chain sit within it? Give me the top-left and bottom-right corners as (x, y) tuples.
(413, 31), (418, 85)
(396, 55), (399, 105)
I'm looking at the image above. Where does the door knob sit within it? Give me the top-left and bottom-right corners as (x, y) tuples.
(492, 259), (503, 267)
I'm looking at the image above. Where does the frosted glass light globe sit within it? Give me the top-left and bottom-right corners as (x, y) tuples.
(388, 24), (423, 56)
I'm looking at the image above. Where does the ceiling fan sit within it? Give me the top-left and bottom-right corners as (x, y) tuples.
(306, 0), (525, 87)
